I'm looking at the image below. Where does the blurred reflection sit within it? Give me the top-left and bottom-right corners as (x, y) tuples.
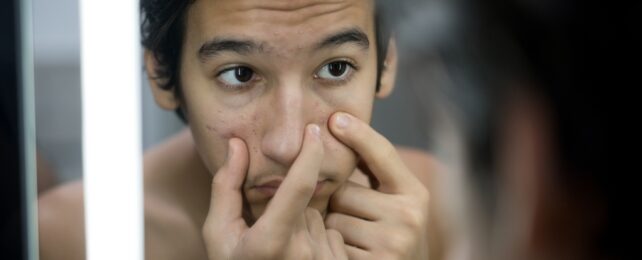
(33, 0), (86, 257)
(393, 0), (631, 259)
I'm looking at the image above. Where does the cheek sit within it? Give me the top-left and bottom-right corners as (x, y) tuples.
(203, 110), (252, 139)
(197, 110), (261, 169)
(313, 101), (366, 180)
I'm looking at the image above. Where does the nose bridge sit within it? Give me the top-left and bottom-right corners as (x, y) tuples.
(261, 81), (308, 166)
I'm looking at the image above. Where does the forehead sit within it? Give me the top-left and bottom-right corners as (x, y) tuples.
(185, 0), (375, 55)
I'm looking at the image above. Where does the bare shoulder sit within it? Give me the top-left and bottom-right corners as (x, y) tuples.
(144, 194), (208, 260)
(38, 180), (85, 260)
(143, 128), (209, 260)
(395, 146), (438, 189)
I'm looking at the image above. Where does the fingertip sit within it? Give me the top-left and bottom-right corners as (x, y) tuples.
(307, 123), (321, 139)
(227, 138), (248, 160)
(305, 124), (324, 156)
(330, 112), (352, 131)
(222, 138), (249, 182)
(225, 138), (235, 162)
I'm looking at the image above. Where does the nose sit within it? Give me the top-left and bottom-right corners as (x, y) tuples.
(260, 84), (311, 166)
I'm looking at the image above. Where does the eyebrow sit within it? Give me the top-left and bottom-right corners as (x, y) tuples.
(198, 27), (370, 62)
(198, 39), (264, 62)
(315, 27), (370, 51)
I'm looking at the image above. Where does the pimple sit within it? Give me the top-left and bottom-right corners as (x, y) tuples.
(206, 124), (218, 133)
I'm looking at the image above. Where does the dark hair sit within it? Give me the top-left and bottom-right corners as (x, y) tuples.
(141, 0), (392, 122)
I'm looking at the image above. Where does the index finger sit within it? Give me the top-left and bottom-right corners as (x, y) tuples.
(328, 112), (418, 193)
(258, 124), (324, 234)
(207, 138), (250, 226)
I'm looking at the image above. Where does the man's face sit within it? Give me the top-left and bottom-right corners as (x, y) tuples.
(179, 0), (380, 220)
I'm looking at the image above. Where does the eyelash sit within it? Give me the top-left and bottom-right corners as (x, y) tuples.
(314, 59), (359, 86)
(215, 65), (258, 90)
(214, 59), (359, 90)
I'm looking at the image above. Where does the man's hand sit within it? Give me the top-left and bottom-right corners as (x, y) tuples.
(202, 124), (347, 260)
(326, 112), (431, 260)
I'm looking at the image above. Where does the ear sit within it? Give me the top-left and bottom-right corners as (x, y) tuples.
(376, 37), (398, 99)
(144, 50), (180, 110)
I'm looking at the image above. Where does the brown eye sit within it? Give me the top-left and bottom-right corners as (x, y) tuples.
(217, 66), (256, 88)
(327, 62), (347, 77)
(234, 67), (253, 82)
(317, 61), (353, 81)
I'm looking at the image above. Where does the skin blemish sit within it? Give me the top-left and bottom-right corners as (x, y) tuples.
(206, 124), (218, 133)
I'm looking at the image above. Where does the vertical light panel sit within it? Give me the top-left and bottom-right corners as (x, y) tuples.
(80, 1), (143, 260)
(19, 0), (38, 259)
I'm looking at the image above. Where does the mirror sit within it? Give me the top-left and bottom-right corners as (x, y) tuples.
(30, 0), (625, 260)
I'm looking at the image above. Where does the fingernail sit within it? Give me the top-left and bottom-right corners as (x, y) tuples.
(309, 124), (321, 137)
(309, 124), (321, 139)
(335, 113), (350, 129)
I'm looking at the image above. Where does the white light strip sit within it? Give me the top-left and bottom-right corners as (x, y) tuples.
(20, 0), (38, 259)
(80, 1), (143, 260)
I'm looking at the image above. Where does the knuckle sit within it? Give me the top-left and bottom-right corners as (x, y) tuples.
(201, 226), (212, 244)
(399, 206), (424, 230)
(201, 221), (212, 238)
(391, 196), (427, 229)
(383, 229), (413, 255)
(201, 220), (222, 245)
(248, 232), (287, 258)
(414, 185), (431, 204)
(211, 174), (225, 189)
(329, 185), (348, 204)
(324, 213), (339, 229)
(326, 229), (343, 241)
(290, 243), (313, 260)
(255, 242), (281, 259)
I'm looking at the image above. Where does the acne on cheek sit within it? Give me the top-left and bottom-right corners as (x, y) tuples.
(204, 111), (261, 153)
(204, 104), (347, 156)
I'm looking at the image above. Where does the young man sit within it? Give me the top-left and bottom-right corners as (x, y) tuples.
(38, 1), (435, 259)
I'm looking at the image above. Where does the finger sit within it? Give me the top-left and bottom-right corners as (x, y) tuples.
(260, 124), (324, 233)
(325, 212), (375, 250)
(329, 181), (384, 221)
(208, 138), (250, 226)
(329, 112), (418, 193)
(305, 208), (327, 243)
(327, 229), (348, 260)
(346, 244), (369, 260)
(305, 208), (335, 259)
